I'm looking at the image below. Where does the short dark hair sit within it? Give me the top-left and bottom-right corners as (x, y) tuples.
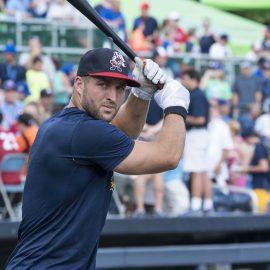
(18, 113), (36, 127)
(181, 69), (200, 82)
(32, 56), (42, 64)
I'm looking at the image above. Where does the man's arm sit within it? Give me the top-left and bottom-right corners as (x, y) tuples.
(112, 94), (149, 139)
(115, 114), (185, 174)
(114, 79), (190, 175)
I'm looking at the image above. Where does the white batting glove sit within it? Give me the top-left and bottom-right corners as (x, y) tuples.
(131, 57), (167, 100)
(154, 78), (190, 112)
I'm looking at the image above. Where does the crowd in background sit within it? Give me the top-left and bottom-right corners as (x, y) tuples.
(0, 0), (270, 219)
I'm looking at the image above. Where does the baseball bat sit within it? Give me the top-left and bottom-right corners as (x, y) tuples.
(66, 0), (137, 62)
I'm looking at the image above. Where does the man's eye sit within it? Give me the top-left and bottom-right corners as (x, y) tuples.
(117, 86), (126, 92)
(98, 82), (107, 87)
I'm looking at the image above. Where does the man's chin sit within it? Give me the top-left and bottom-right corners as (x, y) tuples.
(100, 113), (115, 122)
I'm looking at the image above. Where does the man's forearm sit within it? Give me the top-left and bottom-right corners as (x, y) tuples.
(112, 93), (150, 139)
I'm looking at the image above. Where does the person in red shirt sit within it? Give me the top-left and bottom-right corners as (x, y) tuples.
(0, 111), (20, 184)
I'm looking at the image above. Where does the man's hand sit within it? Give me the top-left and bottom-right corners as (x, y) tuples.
(131, 57), (167, 100)
(154, 79), (190, 112)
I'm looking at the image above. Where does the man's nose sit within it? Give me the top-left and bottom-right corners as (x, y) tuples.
(106, 87), (117, 100)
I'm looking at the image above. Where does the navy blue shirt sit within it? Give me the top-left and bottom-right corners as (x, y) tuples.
(133, 16), (158, 37)
(250, 143), (269, 190)
(6, 108), (134, 270)
(186, 88), (209, 130)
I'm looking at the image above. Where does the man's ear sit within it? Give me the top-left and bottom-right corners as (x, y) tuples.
(74, 76), (84, 96)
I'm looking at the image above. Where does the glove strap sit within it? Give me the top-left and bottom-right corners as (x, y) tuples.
(131, 88), (152, 101)
(164, 106), (188, 121)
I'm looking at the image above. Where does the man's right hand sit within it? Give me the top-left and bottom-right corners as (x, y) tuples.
(154, 79), (190, 112)
(131, 57), (167, 101)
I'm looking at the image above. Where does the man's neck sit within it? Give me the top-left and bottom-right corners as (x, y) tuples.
(67, 95), (84, 112)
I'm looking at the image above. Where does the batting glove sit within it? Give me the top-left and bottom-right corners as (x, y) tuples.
(154, 79), (190, 119)
(131, 57), (168, 101)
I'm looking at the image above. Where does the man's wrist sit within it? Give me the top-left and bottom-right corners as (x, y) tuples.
(164, 106), (188, 121)
(131, 87), (153, 101)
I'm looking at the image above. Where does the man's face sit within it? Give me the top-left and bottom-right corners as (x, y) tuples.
(5, 89), (18, 104)
(77, 76), (126, 122)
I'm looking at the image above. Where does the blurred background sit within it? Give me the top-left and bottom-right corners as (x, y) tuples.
(0, 0), (270, 269)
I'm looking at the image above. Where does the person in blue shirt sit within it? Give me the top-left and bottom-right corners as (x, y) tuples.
(181, 69), (211, 213)
(5, 48), (190, 270)
(242, 129), (269, 190)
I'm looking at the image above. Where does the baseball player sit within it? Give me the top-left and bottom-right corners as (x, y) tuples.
(5, 48), (190, 270)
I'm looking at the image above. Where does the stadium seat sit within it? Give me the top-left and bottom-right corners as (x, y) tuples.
(0, 154), (26, 220)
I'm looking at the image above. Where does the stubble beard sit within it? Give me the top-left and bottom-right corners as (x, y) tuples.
(81, 88), (118, 122)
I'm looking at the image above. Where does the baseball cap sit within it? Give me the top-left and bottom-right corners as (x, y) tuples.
(208, 61), (224, 70)
(140, 2), (149, 10)
(240, 60), (252, 69)
(167, 11), (180, 21)
(3, 43), (16, 54)
(40, 88), (54, 98)
(2, 80), (17, 91)
(77, 48), (140, 87)
(217, 99), (229, 106)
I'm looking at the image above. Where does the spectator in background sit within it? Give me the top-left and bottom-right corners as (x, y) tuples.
(161, 11), (188, 53)
(51, 57), (72, 108)
(186, 27), (200, 54)
(23, 102), (40, 124)
(238, 102), (261, 138)
(199, 17), (216, 54)
(0, 111), (19, 163)
(209, 34), (232, 60)
(261, 24), (270, 57)
(25, 56), (50, 103)
(245, 41), (263, 62)
(200, 62), (232, 101)
(255, 103), (270, 141)
(28, 0), (50, 18)
(19, 36), (56, 83)
(253, 57), (266, 82)
(206, 99), (234, 191)
(152, 47), (174, 78)
(181, 69), (211, 213)
(111, 0), (128, 42)
(233, 60), (262, 116)
(5, 0), (31, 18)
(95, 0), (127, 42)
(241, 129), (270, 213)
(46, 0), (74, 22)
(261, 59), (270, 112)
(16, 113), (38, 177)
(0, 44), (26, 85)
(133, 2), (159, 47)
(0, 0), (5, 16)
(38, 89), (54, 124)
(0, 80), (24, 130)
(163, 160), (190, 216)
(227, 120), (249, 188)
(218, 99), (232, 123)
(130, 21), (153, 53)
(16, 80), (31, 102)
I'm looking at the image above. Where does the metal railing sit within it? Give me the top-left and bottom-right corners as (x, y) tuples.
(0, 17), (247, 83)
